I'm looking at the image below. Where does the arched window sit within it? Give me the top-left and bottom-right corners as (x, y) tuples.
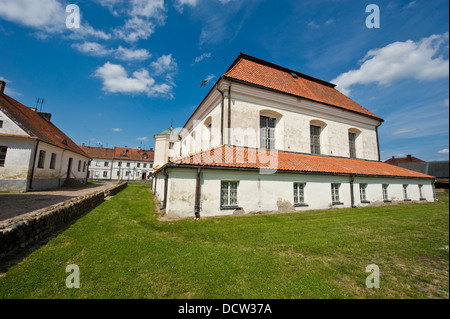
(310, 120), (327, 155)
(259, 110), (282, 150)
(348, 128), (361, 159)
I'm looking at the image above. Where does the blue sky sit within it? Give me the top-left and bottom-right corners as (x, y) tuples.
(0, 0), (448, 161)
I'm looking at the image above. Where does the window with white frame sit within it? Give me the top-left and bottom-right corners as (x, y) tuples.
(221, 181), (238, 207)
(260, 116), (276, 150)
(382, 184), (389, 201)
(331, 183), (341, 203)
(360, 183), (368, 202)
(310, 125), (321, 154)
(293, 183), (306, 205)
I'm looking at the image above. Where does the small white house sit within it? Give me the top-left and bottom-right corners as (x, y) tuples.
(0, 80), (90, 192)
(152, 54), (436, 219)
(80, 145), (154, 181)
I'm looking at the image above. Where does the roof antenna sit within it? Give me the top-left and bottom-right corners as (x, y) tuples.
(39, 98), (45, 112)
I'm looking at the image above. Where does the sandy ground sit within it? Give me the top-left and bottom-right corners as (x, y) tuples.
(0, 183), (116, 223)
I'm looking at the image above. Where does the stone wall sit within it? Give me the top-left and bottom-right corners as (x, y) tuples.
(0, 182), (127, 259)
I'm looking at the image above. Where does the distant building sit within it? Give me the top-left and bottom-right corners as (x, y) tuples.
(384, 155), (448, 189)
(0, 80), (90, 192)
(80, 145), (154, 181)
(384, 154), (424, 166)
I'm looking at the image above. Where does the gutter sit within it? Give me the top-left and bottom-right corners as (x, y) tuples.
(161, 167), (169, 210)
(350, 175), (356, 208)
(28, 139), (40, 190)
(215, 82), (225, 145)
(194, 167), (202, 219)
(227, 81), (232, 145)
(375, 122), (382, 162)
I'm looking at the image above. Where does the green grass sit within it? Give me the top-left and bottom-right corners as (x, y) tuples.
(0, 183), (448, 299)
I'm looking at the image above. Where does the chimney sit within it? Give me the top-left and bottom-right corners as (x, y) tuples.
(82, 143), (85, 147)
(0, 80), (5, 95)
(406, 154), (412, 161)
(37, 112), (52, 122)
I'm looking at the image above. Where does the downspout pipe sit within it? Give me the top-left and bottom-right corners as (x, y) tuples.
(216, 82), (225, 145)
(375, 122), (382, 162)
(432, 179), (437, 201)
(194, 167), (202, 219)
(350, 175), (356, 208)
(161, 167), (169, 210)
(227, 81), (232, 145)
(29, 139), (40, 190)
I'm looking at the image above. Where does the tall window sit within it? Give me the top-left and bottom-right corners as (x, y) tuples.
(221, 181), (238, 207)
(83, 161), (86, 172)
(78, 160), (81, 172)
(0, 146), (7, 167)
(403, 184), (409, 200)
(310, 125), (321, 154)
(169, 142), (174, 150)
(331, 183), (340, 203)
(349, 132), (357, 158)
(50, 153), (57, 169)
(104, 161), (109, 167)
(37, 150), (46, 168)
(360, 183), (368, 201)
(294, 183), (306, 205)
(0, 120), (3, 128)
(382, 184), (389, 201)
(260, 116), (276, 150)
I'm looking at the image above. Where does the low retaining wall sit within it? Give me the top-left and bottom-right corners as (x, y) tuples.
(0, 182), (127, 259)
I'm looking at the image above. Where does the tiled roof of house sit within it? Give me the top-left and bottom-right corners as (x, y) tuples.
(79, 146), (115, 160)
(223, 53), (383, 121)
(0, 93), (89, 158)
(114, 147), (154, 162)
(384, 155), (425, 166)
(168, 145), (433, 179)
(80, 145), (155, 162)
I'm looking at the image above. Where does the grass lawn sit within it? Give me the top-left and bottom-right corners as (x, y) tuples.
(0, 183), (448, 299)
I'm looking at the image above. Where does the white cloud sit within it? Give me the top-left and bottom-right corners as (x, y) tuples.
(438, 149), (449, 154)
(308, 21), (320, 29)
(112, 128), (123, 132)
(0, 0), (65, 32)
(72, 42), (151, 61)
(93, 61), (175, 98)
(194, 52), (212, 63)
(137, 136), (149, 141)
(66, 23), (112, 40)
(114, 16), (155, 42)
(443, 98), (449, 107)
(150, 54), (178, 77)
(205, 74), (216, 82)
(0, 76), (22, 97)
(332, 33), (449, 95)
(115, 46), (151, 61)
(392, 128), (417, 136)
(404, 1), (417, 9)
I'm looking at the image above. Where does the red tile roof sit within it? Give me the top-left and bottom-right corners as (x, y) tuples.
(384, 155), (424, 166)
(79, 146), (115, 160)
(0, 93), (89, 158)
(114, 147), (154, 162)
(223, 53), (383, 121)
(79, 146), (154, 162)
(169, 145), (433, 179)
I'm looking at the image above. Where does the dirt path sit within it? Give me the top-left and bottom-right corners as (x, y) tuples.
(0, 183), (116, 223)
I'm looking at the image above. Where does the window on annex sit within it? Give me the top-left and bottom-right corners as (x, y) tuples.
(331, 183), (341, 204)
(221, 181), (238, 208)
(83, 161), (86, 172)
(382, 184), (390, 202)
(37, 150), (46, 169)
(293, 183), (307, 206)
(50, 153), (57, 170)
(310, 125), (321, 154)
(78, 160), (82, 172)
(0, 146), (7, 167)
(0, 120), (3, 128)
(260, 116), (276, 150)
(360, 183), (369, 202)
